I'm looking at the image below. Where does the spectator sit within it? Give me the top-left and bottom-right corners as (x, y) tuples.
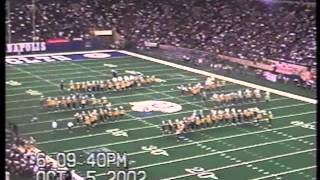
(6, 0), (315, 66)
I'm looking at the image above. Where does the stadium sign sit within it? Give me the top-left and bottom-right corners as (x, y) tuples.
(130, 100), (182, 113)
(5, 51), (128, 65)
(144, 41), (158, 47)
(5, 56), (72, 65)
(6, 42), (46, 54)
(83, 53), (111, 59)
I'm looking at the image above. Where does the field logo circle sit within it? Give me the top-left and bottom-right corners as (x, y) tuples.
(83, 53), (111, 59)
(130, 101), (182, 113)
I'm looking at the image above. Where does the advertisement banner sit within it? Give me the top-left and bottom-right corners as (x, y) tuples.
(46, 38), (70, 44)
(263, 71), (277, 82)
(6, 42), (46, 54)
(144, 41), (158, 47)
(218, 55), (274, 71)
(93, 30), (113, 36)
(273, 61), (308, 75)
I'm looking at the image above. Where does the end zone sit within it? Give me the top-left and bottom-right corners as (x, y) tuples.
(5, 50), (128, 65)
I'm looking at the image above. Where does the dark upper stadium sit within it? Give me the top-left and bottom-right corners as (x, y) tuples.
(6, 0), (316, 66)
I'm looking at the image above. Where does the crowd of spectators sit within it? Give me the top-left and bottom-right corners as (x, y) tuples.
(5, 122), (72, 179)
(6, 0), (316, 66)
(5, 123), (36, 178)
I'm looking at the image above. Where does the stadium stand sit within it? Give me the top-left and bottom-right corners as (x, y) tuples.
(7, 0), (315, 66)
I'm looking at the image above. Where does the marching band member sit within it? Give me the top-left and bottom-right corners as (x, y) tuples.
(69, 80), (74, 91)
(97, 108), (104, 122)
(267, 111), (273, 127)
(161, 120), (169, 134)
(61, 96), (67, 109)
(60, 80), (64, 91)
(237, 109), (244, 123)
(51, 120), (58, 133)
(119, 106), (125, 115)
(67, 121), (74, 133)
(264, 91), (270, 102)
(195, 117), (202, 129)
(106, 80), (112, 90)
(205, 114), (213, 127)
(167, 120), (174, 133)
(175, 121), (186, 139)
(253, 89), (261, 101)
(201, 91), (208, 102)
(74, 112), (81, 124)
(244, 89), (252, 102)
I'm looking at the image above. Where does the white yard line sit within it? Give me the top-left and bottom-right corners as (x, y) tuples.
(120, 51), (317, 104)
(249, 166), (316, 180)
(159, 149), (315, 180)
(11, 66), (59, 88)
(45, 111), (316, 153)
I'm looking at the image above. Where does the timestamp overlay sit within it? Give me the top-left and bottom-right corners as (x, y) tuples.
(6, 51), (316, 180)
(35, 151), (147, 180)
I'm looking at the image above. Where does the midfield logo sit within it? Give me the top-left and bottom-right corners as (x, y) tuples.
(83, 53), (111, 59)
(130, 100), (182, 113)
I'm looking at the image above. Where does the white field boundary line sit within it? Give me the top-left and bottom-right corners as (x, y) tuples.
(20, 97), (290, 135)
(46, 111), (316, 154)
(249, 166), (316, 180)
(7, 83), (240, 113)
(6, 49), (118, 58)
(120, 50), (317, 104)
(158, 149), (316, 180)
(128, 133), (315, 156)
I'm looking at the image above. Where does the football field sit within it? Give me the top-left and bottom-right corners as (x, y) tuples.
(6, 51), (316, 180)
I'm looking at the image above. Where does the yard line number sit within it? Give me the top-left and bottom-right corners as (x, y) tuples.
(6, 80), (22, 86)
(26, 89), (42, 96)
(103, 64), (118, 68)
(141, 145), (169, 156)
(185, 167), (219, 179)
(106, 128), (128, 137)
(290, 121), (315, 130)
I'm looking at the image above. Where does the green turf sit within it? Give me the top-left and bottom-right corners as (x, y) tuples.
(6, 54), (316, 180)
